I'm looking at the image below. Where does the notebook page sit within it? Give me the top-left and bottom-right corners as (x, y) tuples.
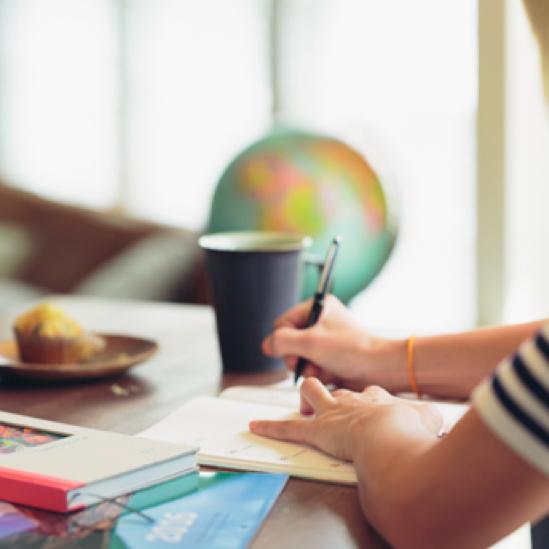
(433, 401), (470, 431)
(221, 381), (470, 431)
(140, 396), (357, 484)
(220, 381), (299, 409)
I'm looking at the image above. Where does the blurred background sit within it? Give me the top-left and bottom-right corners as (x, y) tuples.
(0, 0), (547, 333)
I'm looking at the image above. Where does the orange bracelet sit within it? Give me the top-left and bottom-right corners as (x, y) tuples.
(406, 335), (421, 397)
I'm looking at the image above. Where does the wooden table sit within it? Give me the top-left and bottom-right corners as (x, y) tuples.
(0, 296), (386, 548)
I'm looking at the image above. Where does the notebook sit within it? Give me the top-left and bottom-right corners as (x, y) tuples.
(140, 380), (469, 485)
(0, 410), (198, 512)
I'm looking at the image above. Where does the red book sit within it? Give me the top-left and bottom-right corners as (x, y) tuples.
(0, 411), (197, 512)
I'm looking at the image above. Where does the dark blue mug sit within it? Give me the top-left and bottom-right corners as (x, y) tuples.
(199, 231), (316, 373)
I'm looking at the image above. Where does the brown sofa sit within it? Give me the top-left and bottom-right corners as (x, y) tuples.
(0, 183), (210, 309)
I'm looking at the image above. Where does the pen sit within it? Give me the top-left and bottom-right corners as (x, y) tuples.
(294, 236), (342, 385)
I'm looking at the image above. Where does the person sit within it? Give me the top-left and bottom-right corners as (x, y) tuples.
(250, 296), (548, 547)
(249, 2), (549, 546)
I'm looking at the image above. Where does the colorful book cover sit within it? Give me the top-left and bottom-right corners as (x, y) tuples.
(0, 422), (66, 455)
(0, 471), (288, 548)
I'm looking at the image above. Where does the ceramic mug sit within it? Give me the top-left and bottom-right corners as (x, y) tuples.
(199, 231), (317, 373)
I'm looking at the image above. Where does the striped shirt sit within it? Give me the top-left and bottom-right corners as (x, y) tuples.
(472, 324), (549, 475)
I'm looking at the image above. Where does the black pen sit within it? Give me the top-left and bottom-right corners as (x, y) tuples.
(294, 236), (342, 385)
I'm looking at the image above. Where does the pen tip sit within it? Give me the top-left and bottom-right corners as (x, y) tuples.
(333, 235), (342, 244)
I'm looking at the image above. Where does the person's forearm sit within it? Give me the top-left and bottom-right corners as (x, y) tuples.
(349, 406), (438, 544)
(372, 320), (546, 399)
(352, 408), (549, 549)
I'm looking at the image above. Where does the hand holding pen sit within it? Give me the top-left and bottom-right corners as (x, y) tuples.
(294, 236), (342, 384)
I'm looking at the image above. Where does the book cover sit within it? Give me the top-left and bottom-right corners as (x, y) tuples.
(0, 411), (197, 512)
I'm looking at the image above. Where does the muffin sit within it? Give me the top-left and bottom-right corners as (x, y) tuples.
(13, 302), (105, 364)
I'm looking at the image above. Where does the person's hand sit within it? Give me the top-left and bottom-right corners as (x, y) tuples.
(249, 378), (442, 462)
(262, 294), (406, 392)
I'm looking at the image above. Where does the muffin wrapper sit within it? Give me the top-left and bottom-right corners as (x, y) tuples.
(14, 329), (105, 365)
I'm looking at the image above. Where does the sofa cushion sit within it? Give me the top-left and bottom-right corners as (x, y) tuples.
(74, 231), (201, 302)
(0, 182), (210, 305)
(0, 183), (158, 292)
(0, 223), (35, 278)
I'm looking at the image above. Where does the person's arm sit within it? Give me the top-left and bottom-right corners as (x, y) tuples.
(250, 379), (549, 549)
(263, 295), (546, 399)
(389, 320), (546, 399)
(353, 407), (549, 549)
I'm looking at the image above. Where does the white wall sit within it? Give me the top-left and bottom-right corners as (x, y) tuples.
(504, 0), (549, 322)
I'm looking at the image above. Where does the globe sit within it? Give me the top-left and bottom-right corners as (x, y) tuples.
(207, 129), (396, 303)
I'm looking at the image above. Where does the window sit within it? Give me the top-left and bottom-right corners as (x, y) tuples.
(504, 0), (549, 323)
(0, 0), (118, 207)
(274, 0), (476, 331)
(0, 0), (270, 226)
(0, 0), (477, 332)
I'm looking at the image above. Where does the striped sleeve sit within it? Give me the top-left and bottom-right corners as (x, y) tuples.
(472, 324), (549, 476)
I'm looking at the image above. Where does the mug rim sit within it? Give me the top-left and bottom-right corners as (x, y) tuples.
(199, 231), (312, 252)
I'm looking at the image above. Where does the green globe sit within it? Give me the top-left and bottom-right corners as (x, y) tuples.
(207, 129), (396, 303)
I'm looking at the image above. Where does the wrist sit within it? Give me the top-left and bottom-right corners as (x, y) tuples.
(361, 337), (409, 393)
(349, 404), (435, 464)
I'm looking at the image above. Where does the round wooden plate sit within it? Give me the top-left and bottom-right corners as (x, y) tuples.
(0, 334), (158, 381)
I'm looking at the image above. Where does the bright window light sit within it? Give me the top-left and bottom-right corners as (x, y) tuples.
(276, 0), (477, 331)
(0, 0), (476, 331)
(0, 0), (118, 207)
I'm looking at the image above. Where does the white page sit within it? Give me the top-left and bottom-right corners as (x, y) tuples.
(433, 401), (470, 431)
(220, 379), (299, 409)
(221, 381), (470, 432)
(140, 396), (357, 484)
(140, 381), (470, 485)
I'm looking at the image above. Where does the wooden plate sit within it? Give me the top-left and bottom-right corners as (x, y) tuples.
(0, 334), (158, 381)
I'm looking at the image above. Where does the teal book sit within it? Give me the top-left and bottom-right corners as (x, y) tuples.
(0, 471), (288, 548)
(113, 472), (288, 548)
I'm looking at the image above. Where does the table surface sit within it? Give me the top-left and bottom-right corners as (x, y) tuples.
(0, 296), (387, 549)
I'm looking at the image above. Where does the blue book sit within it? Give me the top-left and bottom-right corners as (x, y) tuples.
(112, 472), (288, 548)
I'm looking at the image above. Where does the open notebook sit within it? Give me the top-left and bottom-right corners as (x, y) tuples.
(140, 380), (469, 485)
